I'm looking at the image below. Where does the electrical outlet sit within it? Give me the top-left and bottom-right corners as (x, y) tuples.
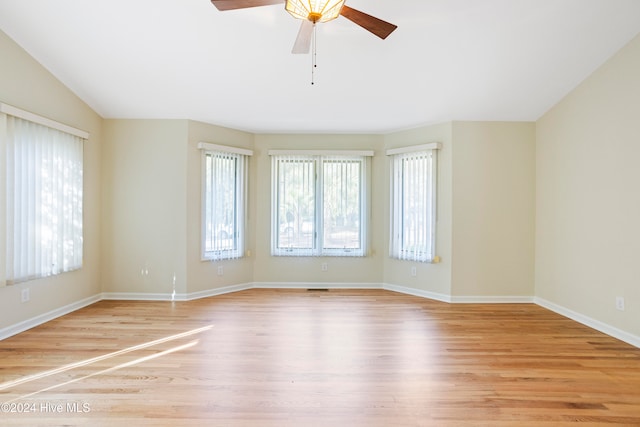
(21, 288), (30, 303)
(615, 296), (625, 311)
(411, 266), (417, 277)
(321, 262), (328, 272)
(217, 266), (224, 276)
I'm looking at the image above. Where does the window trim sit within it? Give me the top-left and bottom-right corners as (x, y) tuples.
(198, 141), (253, 157)
(0, 103), (89, 139)
(2, 107), (87, 284)
(387, 143), (441, 263)
(199, 142), (253, 262)
(268, 149), (375, 157)
(0, 103), (90, 283)
(386, 142), (440, 156)
(270, 150), (373, 257)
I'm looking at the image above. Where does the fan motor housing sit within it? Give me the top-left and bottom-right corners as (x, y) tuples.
(308, 12), (323, 23)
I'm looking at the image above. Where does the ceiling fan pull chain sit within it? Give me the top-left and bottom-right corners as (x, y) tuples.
(311, 23), (317, 85)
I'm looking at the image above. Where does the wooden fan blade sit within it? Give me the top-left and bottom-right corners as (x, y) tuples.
(339, 5), (397, 39)
(292, 20), (313, 54)
(211, 0), (283, 11)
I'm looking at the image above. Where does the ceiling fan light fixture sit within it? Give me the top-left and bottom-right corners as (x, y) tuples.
(285, 0), (346, 23)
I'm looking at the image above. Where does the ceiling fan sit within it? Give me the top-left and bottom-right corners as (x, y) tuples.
(210, 0), (397, 54)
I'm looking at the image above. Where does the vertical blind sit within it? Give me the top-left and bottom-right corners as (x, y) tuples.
(272, 155), (316, 256)
(271, 153), (369, 257)
(5, 114), (85, 283)
(203, 150), (248, 260)
(389, 149), (437, 262)
(322, 156), (364, 254)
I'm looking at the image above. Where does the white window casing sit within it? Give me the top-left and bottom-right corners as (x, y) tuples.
(387, 143), (440, 263)
(199, 142), (253, 261)
(2, 104), (87, 284)
(270, 150), (372, 257)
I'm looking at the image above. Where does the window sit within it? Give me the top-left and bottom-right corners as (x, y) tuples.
(270, 151), (372, 257)
(1, 104), (87, 285)
(388, 143), (440, 262)
(200, 142), (252, 261)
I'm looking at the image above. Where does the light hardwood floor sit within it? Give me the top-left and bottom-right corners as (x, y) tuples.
(1, 289), (639, 426)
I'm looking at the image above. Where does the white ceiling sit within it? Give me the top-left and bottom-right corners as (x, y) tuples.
(1, 0), (640, 134)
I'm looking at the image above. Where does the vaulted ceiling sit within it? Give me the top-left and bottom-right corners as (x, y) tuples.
(1, 0), (640, 134)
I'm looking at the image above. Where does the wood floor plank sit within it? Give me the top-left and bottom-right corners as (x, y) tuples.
(0, 289), (639, 426)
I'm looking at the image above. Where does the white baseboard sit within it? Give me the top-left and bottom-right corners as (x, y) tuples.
(0, 294), (101, 340)
(252, 282), (382, 290)
(451, 295), (534, 304)
(534, 297), (640, 349)
(101, 292), (175, 301)
(184, 283), (252, 300)
(383, 283), (451, 303)
(101, 284), (253, 302)
(384, 285), (533, 305)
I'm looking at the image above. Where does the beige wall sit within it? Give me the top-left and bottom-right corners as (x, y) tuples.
(102, 119), (256, 297)
(186, 120), (255, 294)
(101, 119), (188, 297)
(536, 34), (640, 336)
(252, 134), (386, 286)
(382, 123), (454, 297)
(451, 122), (536, 298)
(0, 30), (103, 329)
